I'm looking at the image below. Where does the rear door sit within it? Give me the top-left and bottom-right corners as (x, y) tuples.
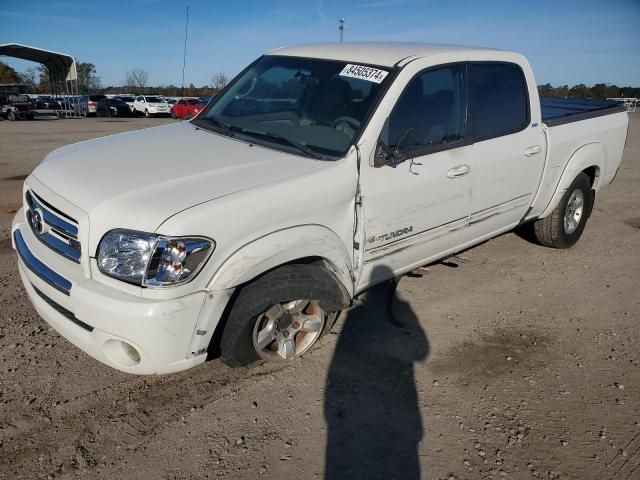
(463, 62), (546, 242)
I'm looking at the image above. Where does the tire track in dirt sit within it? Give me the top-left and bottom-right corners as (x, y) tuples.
(607, 431), (640, 480)
(0, 352), (303, 478)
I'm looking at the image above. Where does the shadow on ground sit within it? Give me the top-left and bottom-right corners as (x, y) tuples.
(324, 265), (430, 480)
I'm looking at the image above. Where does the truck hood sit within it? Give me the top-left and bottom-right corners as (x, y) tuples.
(31, 122), (327, 238)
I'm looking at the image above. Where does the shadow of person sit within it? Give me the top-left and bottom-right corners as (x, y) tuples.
(324, 265), (429, 480)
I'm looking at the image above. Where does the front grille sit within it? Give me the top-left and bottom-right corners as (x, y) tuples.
(32, 284), (93, 332)
(25, 190), (81, 263)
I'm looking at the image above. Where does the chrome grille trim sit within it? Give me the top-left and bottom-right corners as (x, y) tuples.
(25, 190), (81, 263)
(14, 229), (72, 295)
(26, 191), (78, 238)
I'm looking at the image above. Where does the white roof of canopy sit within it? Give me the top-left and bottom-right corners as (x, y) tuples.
(0, 43), (77, 82)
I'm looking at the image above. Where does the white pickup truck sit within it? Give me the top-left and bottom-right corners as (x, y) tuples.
(12, 43), (629, 374)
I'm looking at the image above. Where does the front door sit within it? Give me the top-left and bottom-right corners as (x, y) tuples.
(358, 64), (473, 290)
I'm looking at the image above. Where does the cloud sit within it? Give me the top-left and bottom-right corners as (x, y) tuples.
(317, 0), (328, 23)
(358, 0), (411, 8)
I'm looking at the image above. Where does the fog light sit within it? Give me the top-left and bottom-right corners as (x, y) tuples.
(122, 341), (141, 364)
(103, 339), (142, 368)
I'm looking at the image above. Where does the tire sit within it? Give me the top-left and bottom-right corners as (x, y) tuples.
(145, 109), (150, 118)
(7, 111), (16, 121)
(220, 264), (347, 367)
(533, 172), (593, 248)
(170, 110), (176, 119)
(187, 111), (193, 120)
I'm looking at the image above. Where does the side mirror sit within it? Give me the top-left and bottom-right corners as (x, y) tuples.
(373, 141), (394, 168)
(373, 116), (393, 168)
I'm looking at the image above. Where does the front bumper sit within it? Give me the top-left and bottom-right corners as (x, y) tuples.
(12, 210), (229, 375)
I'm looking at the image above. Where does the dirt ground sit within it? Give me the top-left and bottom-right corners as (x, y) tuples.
(0, 114), (638, 480)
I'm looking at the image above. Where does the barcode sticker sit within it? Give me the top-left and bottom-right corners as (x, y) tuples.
(339, 64), (389, 84)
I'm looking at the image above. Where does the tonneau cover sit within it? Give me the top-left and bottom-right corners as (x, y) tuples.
(541, 96), (624, 127)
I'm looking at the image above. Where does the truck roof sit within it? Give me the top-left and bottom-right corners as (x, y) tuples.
(267, 42), (504, 67)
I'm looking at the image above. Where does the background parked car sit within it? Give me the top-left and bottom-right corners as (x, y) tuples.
(96, 98), (132, 117)
(113, 95), (135, 112)
(166, 98), (178, 113)
(34, 96), (62, 110)
(170, 98), (205, 119)
(77, 94), (107, 116)
(0, 93), (35, 120)
(133, 95), (170, 117)
(0, 84), (35, 120)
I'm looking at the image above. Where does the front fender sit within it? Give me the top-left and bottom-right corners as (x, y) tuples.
(208, 224), (354, 297)
(539, 142), (604, 219)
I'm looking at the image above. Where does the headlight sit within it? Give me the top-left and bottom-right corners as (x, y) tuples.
(97, 229), (214, 287)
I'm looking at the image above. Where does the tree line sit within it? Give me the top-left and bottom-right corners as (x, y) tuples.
(2, 60), (638, 99)
(0, 61), (228, 97)
(538, 83), (640, 99)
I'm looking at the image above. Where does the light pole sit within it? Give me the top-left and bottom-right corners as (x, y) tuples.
(181, 5), (190, 96)
(338, 17), (345, 43)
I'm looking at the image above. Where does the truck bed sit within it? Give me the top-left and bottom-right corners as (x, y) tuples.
(541, 96), (625, 127)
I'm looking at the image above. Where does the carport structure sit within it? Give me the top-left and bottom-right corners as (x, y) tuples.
(0, 43), (81, 118)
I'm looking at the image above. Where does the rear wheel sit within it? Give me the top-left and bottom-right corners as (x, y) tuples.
(7, 111), (16, 121)
(220, 265), (345, 367)
(144, 109), (150, 118)
(533, 172), (593, 248)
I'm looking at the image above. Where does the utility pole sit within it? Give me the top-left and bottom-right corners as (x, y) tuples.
(338, 17), (345, 43)
(181, 5), (190, 96)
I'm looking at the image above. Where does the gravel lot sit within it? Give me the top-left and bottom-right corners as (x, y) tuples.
(0, 115), (638, 480)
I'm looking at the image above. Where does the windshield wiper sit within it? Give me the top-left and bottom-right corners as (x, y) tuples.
(195, 117), (323, 159)
(239, 128), (323, 159)
(194, 116), (235, 136)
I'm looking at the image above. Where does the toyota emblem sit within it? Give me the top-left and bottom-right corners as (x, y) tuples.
(29, 208), (45, 234)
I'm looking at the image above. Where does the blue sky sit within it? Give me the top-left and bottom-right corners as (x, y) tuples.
(1, 0), (639, 88)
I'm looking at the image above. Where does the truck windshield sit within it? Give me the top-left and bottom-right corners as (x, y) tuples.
(193, 55), (392, 159)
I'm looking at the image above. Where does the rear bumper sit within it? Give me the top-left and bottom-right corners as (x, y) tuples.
(12, 211), (229, 375)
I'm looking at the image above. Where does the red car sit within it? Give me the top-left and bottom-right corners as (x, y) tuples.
(171, 98), (206, 119)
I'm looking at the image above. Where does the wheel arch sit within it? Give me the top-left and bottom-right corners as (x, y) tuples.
(207, 224), (355, 298)
(200, 226), (354, 359)
(538, 142), (604, 219)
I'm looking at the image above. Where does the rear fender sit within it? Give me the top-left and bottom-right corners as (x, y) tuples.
(538, 142), (604, 219)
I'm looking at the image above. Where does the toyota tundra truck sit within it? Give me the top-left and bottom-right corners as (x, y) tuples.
(12, 43), (629, 374)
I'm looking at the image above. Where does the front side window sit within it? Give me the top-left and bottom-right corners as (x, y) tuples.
(195, 55), (392, 158)
(383, 65), (466, 155)
(470, 63), (528, 140)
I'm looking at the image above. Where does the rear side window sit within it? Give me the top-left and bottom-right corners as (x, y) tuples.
(384, 64), (466, 154)
(470, 63), (528, 140)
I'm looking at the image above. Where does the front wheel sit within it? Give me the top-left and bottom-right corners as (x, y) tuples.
(7, 111), (16, 121)
(533, 172), (593, 248)
(220, 265), (344, 367)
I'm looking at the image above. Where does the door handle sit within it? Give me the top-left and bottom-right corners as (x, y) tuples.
(524, 145), (541, 156)
(447, 164), (471, 179)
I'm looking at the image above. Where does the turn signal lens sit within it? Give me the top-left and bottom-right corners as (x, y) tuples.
(144, 238), (213, 286)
